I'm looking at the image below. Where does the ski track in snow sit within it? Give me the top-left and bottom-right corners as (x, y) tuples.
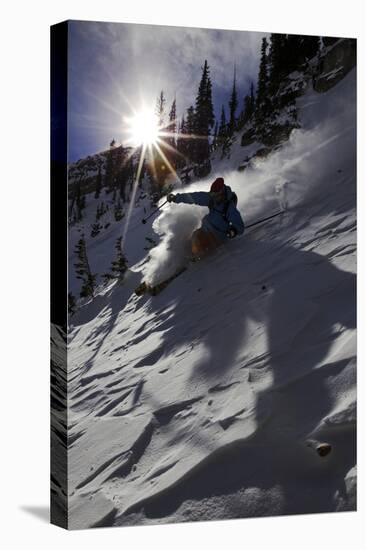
(66, 71), (356, 528)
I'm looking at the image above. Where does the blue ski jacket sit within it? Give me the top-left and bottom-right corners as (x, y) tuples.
(174, 186), (245, 241)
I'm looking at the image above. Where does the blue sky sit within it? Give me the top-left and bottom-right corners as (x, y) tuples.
(67, 20), (266, 162)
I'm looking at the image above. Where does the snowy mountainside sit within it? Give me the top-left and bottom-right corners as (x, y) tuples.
(67, 70), (356, 528)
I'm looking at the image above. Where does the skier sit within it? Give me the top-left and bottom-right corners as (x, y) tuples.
(167, 177), (244, 258)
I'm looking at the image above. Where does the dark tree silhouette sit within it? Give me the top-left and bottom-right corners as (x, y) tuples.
(103, 236), (128, 283)
(74, 235), (96, 298)
(228, 67), (238, 136)
(155, 90), (166, 129)
(94, 164), (102, 199)
(218, 105), (227, 144)
(193, 60), (215, 167)
(255, 37), (270, 123)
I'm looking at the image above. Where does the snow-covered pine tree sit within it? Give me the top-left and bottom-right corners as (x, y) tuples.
(74, 235), (97, 298)
(103, 236), (128, 283)
(256, 33), (321, 145)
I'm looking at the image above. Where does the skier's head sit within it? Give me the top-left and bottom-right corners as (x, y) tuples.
(210, 177), (225, 203)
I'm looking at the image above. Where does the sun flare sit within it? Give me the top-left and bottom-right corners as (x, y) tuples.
(126, 109), (160, 146)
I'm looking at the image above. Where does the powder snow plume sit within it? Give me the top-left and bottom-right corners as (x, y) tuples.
(142, 73), (355, 286)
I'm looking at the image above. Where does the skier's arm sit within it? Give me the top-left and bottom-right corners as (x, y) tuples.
(227, 204), (245, 235)
(174, 192), (210, 207)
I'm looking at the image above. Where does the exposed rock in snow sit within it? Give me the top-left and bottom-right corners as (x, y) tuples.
(313, 38), (356, 92)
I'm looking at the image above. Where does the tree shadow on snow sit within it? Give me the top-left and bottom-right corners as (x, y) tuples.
(138, 231), (356, 519)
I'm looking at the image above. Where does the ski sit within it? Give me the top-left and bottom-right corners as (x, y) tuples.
(135, 266), (188, 296)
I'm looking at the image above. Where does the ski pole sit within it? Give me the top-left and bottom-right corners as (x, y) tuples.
(142, 200), (168, 224)
(246, 210), (284, 230)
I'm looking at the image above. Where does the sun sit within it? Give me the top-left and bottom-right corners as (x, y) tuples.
(125, 109), (160, 147)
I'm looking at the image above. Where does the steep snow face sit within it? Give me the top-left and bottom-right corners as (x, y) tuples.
(67, 70), (356, 529)
(139, 70), (356, 286)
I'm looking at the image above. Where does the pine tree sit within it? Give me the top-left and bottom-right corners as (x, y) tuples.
(75, 175), (86, 222)
(103, 236), (128, 283)
(68, 292), (77, 316)
(218, 105), (227, 142)
(240, 84), (255, 127)
(250, 82), (255, 112)
(228, 67), (238, 136)
(148, 90), (169, 192)
(90, 222), (102, 238)
(176, 116), (187, 163)
(74, 235), (96, 298)
(212, 121), (219, 150)
(295, 35), (320, 68)
(104, 139), (117, 192)
(155, 91), (166, 128)
(268, 34), (288, 94)
(301, 36), (321, 62)
(167, 98), (177, 145)
(94, 165), (102, 199)
(164, 97), (177, 169)
(185, 105), (196, 162)
(193, 60), (215, 166)
(244, 94), (253, 121)
(119, 156), (133, 203)
(114, 196), (124, 221)
(113, 145), (126, 196)
(255, 37), (269, 123)
(96, 201), (107, 220)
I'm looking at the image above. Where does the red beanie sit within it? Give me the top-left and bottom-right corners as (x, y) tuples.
(210, 177), (225, 192)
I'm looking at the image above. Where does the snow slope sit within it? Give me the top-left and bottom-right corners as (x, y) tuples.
(67, 70), (356, 528)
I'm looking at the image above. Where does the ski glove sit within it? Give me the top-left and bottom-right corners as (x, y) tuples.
(226, 226), (237, 239)
(167, 193), (176, 203)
